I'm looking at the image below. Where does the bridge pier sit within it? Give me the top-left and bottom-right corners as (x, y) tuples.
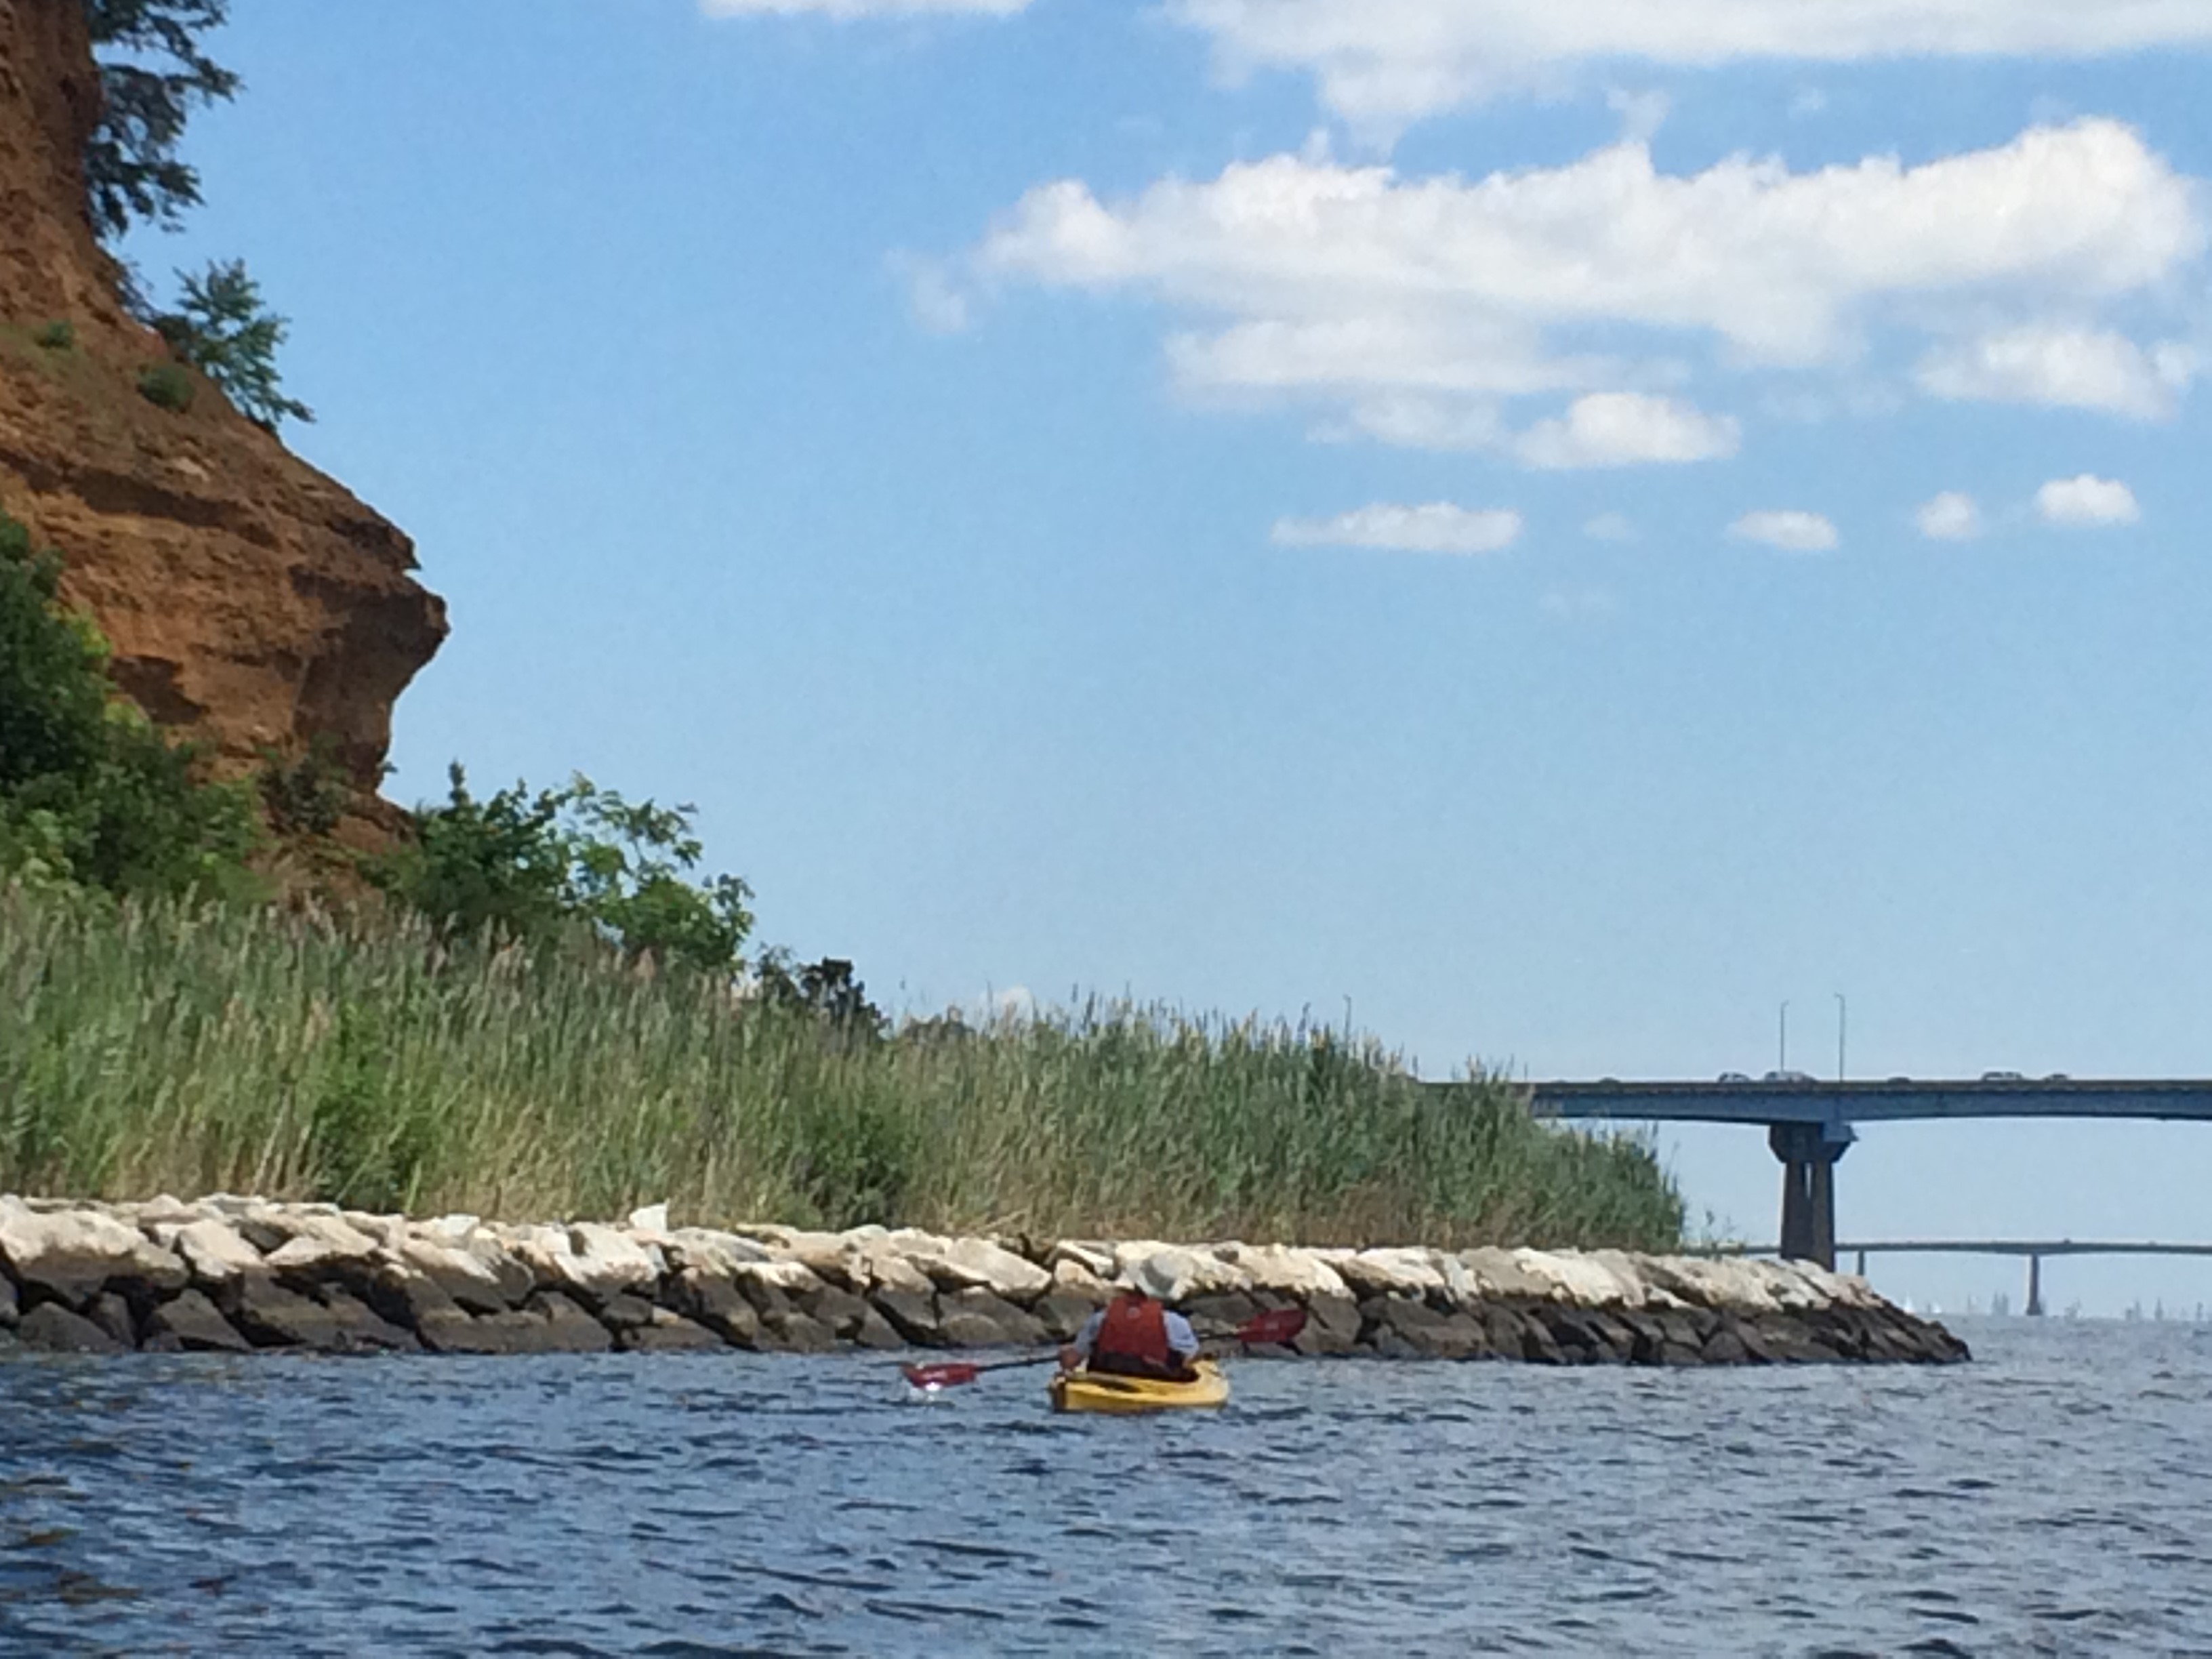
(2026, 1252), (2044, 1317)
(1769, 1121), (1853, 1271)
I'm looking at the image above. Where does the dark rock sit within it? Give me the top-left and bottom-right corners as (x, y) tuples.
(1479, 1305), (1530, 1358)
(321, 1291), (421, 1353)
(87, 1292), (138, 1347)
(144, 1290), (250, 1353)
(870, 1289), (943, 1346)
(528, 1292), (616, 1354)
(0, 1271), (16, 1329)
(672, 1271), (762, 1348)
(1366, 1327), (1422, 1359)
(1292, 1294), (1361, 1356)
(760, 1310), (836, 1353)
(597, 1293), (657, 1332)
(1374, 1296), (1489, 1359)
(228, 1274), (344, 1349)
(417, 1307), (556, 1356)
(940, 1287), (1046, 1348)
(19, 1301), (127, 1355)
(1179, 1292), (1259, 1339)
(1701, 1324), (1750, 1365)
(1657, 1340), (1706, 1366)
(801, 1284), (872, 1340)
(1517, 1310), (1567, 1365)
(851, 1305), (904, 1350)
(365, 1263), (461, 1332)
(1032, 1292), (1101, 1342)
(1749, 1317), (1841, 1364)
(619, 1311), (724, 1353)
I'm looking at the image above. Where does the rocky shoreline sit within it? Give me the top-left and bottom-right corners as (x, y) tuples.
(0, 1195), (1968, 1366)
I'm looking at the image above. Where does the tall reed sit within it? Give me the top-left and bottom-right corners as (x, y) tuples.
(0, 888), (1683, 1249)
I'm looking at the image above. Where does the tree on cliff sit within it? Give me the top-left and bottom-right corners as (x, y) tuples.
(81, 0), (239, 243)
(0, 512), (260, 897)
(367, 768), (757, 976)
(155, 260), (314, 430)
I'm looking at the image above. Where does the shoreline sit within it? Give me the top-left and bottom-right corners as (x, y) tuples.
(0, 1195), (1969, 1366)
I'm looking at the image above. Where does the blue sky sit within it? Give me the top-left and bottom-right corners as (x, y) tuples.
(136, 1), (2212, 1313)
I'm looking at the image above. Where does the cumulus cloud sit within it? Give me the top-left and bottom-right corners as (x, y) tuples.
(1583, 511), (1637, 541)
(705, 0), (1029, 14)
(1914, 491), (1984, 540)
(1170, 0), (2212, 129)
(1916, 325), (2198, 418)
(2034, 474), (2142, 526)
(967, 120), (2201, 453)
(1729, 510), (1839, 552)
(1513, 392), (1740, 469)
(1271, 501), (1524, 554)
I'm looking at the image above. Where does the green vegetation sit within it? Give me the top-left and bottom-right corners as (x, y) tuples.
(134, 362), (194, 413)
(35, 321), (76, 352)
(153, 261), (312, 431)
(0, 514), (258, 898)
(81, 1), (238, 243)
(0, 887), (1683, 1246)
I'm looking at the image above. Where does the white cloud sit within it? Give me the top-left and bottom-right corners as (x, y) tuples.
(889, 252), (972, 333)
(2034, 474), (2142, 526)
(1914, 491), (1984, 540)
(1513, 392), (1740, 469)
(705, 0), (1028, 14)
(1271, 501), (1524, 554)
(1916, 325), (2197, 418)
(1170, 0), (2212, 129)
(1583, 511), (1637, 541)
(968, 121), (2201, 451)
(1729, 509), (1839, 552)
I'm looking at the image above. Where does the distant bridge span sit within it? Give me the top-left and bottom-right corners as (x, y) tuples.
(1696, 1237), (2212, 1316)
(1507, 1078), (2212, 1272)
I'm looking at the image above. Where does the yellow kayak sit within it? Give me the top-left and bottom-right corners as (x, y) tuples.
(1048, 1360), (1229, 1414)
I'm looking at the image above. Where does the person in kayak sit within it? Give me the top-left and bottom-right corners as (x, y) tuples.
(1060, 1287), (1202, 1381)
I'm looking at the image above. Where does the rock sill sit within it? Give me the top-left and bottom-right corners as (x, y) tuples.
(0, 1196), (1969, 1367)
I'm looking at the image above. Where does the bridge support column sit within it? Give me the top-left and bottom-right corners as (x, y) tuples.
(2026, 1253), (2044, 1317)
(1768, 1121), (1853, 1271)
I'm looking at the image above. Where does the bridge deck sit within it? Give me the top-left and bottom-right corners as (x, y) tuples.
(1523, 1078), (2212, 1125)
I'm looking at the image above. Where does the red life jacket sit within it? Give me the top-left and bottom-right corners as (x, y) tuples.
(1093, 1293), (1172, 1369)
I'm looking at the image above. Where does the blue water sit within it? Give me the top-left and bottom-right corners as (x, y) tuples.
(4, 1318), (2210, 1656)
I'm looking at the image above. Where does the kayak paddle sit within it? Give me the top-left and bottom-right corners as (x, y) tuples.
(900, 1305), (1307, 1390)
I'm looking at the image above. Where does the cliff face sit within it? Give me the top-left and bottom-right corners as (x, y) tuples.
(0, 0), (444, 796)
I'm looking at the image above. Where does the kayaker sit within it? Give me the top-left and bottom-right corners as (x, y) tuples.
(1060, 1287), (1202, 1381)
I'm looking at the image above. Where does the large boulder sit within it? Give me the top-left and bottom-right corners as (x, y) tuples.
(143, 1288), (251, 1353)
(670, 1269), (763, 1348)
(503, 1223), (663, 1303)
(1334, 1248), (1446, 1300)
(18, 1300), (127, 1354)
(893, 1233), (1052, 1303)
(659, 1228), (772, 1281)
(939, 1287), (1046, 1347)
(1216, 1244), (1349, 1300)
(617, 1309), (724, 1353)
(0, 1195), (187, 1305)
(156, 1216), (266, 1286)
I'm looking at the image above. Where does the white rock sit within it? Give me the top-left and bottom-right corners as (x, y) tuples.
(1643, 1255), (1782, 1314)
(565, 1223), (664, 1294)
(1334, 1248), (1446, 1298)
(161, 1216), (266, 1283)
(1215, 1243), (1349, 1299)
(627, 1202), (670, 1235)
(424, 1214), (483, 1246)
(660, 1228), (771, 1279)
(0, 1196), (188, 1300)
(1511, 1248), (1632, 1309)
(894, 1234), (1052, 1301)
(1046, 1240), (1118, 1280)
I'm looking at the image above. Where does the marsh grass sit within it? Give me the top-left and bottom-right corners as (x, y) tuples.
(0, 889), (1683, 1249)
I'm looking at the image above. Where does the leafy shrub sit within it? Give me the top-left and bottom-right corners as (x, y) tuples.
(0, 511), (260, 897)
(154, 261), (312, 431)
(258, 735), (348, 838)
(34, 321), (75, 352)
(368, 766), (755, 975)
(136, 363), (194, 413)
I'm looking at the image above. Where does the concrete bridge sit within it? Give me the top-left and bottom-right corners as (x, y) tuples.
(1519, 1078), (2212, 1271)
(1698, 1238), (2212, 1315)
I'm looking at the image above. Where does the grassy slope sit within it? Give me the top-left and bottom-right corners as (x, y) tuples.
(0, 889), (1684, 1249)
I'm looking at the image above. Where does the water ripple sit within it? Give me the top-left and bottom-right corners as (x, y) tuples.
(4, 1322), (2212, 1653)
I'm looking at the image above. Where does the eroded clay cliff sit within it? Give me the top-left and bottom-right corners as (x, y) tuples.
(0, 0), (444, 798)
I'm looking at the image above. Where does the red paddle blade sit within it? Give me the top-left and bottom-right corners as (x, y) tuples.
(901, 1361), (981, 1389)
(1235, 1306), (1307, 1345)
